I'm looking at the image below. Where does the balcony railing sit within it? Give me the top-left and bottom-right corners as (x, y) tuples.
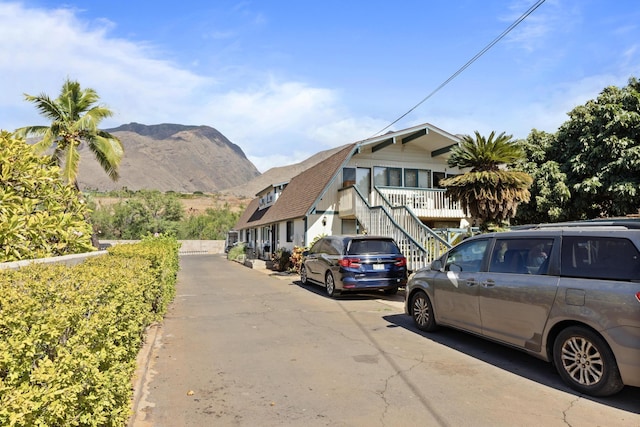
(374, 187), (465, 218)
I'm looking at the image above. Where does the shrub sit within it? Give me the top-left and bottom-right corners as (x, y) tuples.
(289, 246), (306, 273)
(227, 242), (246, 261)
(0, 131), (94, 262)
(271, 248), (291, 272)
(0, 237), (180, 426)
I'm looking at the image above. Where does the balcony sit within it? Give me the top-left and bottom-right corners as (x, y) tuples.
(338, 186), (465, 219)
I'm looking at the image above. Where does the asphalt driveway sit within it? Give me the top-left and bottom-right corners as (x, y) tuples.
(129, 254), (640, 427)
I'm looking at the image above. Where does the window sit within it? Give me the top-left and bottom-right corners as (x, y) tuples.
(561, 236), (640, 281)
(405, 169), (432, 188)
(489, 238), (554, 275)
(444, 239), (489, 273)
(373, 166), (403, 187)
(286, 221), (293, 242)
(342, 167), (356, 187)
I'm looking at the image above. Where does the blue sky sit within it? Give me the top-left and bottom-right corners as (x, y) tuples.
(1, 1), (638, 172)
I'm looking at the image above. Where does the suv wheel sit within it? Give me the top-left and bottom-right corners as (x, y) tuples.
(300, 265), (308, 285)
(411, 291), (437, 331)
(325, 272), (339, 298)
(553, 326), (624, 396)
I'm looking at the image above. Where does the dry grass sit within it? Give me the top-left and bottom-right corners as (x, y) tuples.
(92, 193), (251, 216)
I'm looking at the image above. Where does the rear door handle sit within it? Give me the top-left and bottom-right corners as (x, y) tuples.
(482, 279), (495, 288)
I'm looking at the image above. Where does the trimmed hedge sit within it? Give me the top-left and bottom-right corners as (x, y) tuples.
(0, 236), (180, 426)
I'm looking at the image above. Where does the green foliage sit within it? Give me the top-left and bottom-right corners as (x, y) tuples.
(447, 131), (525, 172)
(14, 79), (123, 186)
(90, 190), (185, 239)
(271, 248), (292, 272)
(442, 131), (531, 230)
(514, 77), (640, 222)
(512, 130), (571, 224)
(0, 237), (179, 426)
(176, 205), (239, 240)
(552, 77), (640, 218)
(227, 242), (246, 261)
(89, 193), (239, 240)
(0, 132), (94, 262)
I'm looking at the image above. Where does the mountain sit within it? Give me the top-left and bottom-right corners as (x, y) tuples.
(77, 123), (260, 193)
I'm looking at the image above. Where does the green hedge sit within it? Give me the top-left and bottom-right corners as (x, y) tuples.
(0, 236), (180, 426)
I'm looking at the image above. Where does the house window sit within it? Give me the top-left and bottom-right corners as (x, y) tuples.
(433, 172), (447, 188)
(374, 167), (402, 187)
(342, 167), (356, 187)
(405, 169), (432, 188)
(286, 221), (293, 242)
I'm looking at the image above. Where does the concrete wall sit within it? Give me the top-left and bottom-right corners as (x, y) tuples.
(0, 240), (227, 271)
(99, 240), (226, 254)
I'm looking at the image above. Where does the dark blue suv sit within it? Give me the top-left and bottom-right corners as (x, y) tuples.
(300, 235), (407, 297)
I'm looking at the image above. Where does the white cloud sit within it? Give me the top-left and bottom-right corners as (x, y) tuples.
(0, 2), (376, 173)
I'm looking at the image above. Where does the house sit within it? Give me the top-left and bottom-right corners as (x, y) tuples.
(234, 122), (472, 271)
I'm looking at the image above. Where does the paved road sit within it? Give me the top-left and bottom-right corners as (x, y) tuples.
(130, 255), (640, 427)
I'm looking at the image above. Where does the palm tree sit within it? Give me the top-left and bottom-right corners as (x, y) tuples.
(15, 78), (124, 188)
(440, 131), (532, 231)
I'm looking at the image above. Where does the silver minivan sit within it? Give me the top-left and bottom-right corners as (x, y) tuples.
(405, 223), (640, 396)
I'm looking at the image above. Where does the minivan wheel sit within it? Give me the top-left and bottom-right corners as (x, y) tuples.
(411, 291), (437, 331)
(553, 326), (624, 396)
(325, 272), (339, 297)
(300, 265), (308, 285)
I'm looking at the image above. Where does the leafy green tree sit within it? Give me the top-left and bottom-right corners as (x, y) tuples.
(512, 130), (571, 224)
(440, 131), (532, 230)
(177, 205), (239, 240)
(549, 77), (640, 219)
(14, 78), (123, 188)
(89, 191), (185, 239)
(0, 131), (94, 261)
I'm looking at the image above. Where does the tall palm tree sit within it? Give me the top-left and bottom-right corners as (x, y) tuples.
(15, 78), (124, 188)
(440, 131), (532, 230)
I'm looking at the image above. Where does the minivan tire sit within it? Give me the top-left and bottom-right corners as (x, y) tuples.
(300, 265), (308, 285)
(411, 291), (438, 331)
(553, 326), (624, 396)
(325, 272), (339, 298)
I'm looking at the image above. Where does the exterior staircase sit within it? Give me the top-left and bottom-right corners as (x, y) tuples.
(349, 186), (452, 272)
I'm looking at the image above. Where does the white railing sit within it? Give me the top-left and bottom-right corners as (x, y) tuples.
(376, 187), (465, 218)
(347, 186), (451, 271)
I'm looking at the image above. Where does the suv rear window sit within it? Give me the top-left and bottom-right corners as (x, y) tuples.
(347, 239), (401, 255)
(561, 236), (640, 281)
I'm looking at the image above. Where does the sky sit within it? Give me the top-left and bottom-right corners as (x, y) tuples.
(1, 1), (639, 172)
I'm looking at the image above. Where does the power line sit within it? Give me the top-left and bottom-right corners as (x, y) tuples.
(373, 0), (547, 136)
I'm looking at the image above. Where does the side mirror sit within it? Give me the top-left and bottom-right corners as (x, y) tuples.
(302, 250), (309, 257)
(431, 259), (443, 271)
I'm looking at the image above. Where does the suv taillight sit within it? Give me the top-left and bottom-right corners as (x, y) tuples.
(636, 292), (640, 303)
(394, 256), (407, 267)
(339, 258), (361, 268)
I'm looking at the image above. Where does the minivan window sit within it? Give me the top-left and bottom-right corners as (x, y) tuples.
(561, 236), (640, 281)
(444, 239), (488, 272)
(489, 238), (554, 275)
(347, 239), (400, 255)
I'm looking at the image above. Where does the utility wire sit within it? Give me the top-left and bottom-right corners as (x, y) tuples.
(373, 0), (547, 137)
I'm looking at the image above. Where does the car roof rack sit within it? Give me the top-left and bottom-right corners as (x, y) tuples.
(511, 218), (640, 230)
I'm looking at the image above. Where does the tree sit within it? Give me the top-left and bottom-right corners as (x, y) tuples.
(512, 130), (571, 224)
(440, 131), (532, 230)
(548, 77), (640, 219)
(14, 78), (123, 188)
(0, 132), (94, 262)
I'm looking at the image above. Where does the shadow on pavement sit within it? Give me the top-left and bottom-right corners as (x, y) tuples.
(382, 313), (640, 414)
(291, 279), (405, 303)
